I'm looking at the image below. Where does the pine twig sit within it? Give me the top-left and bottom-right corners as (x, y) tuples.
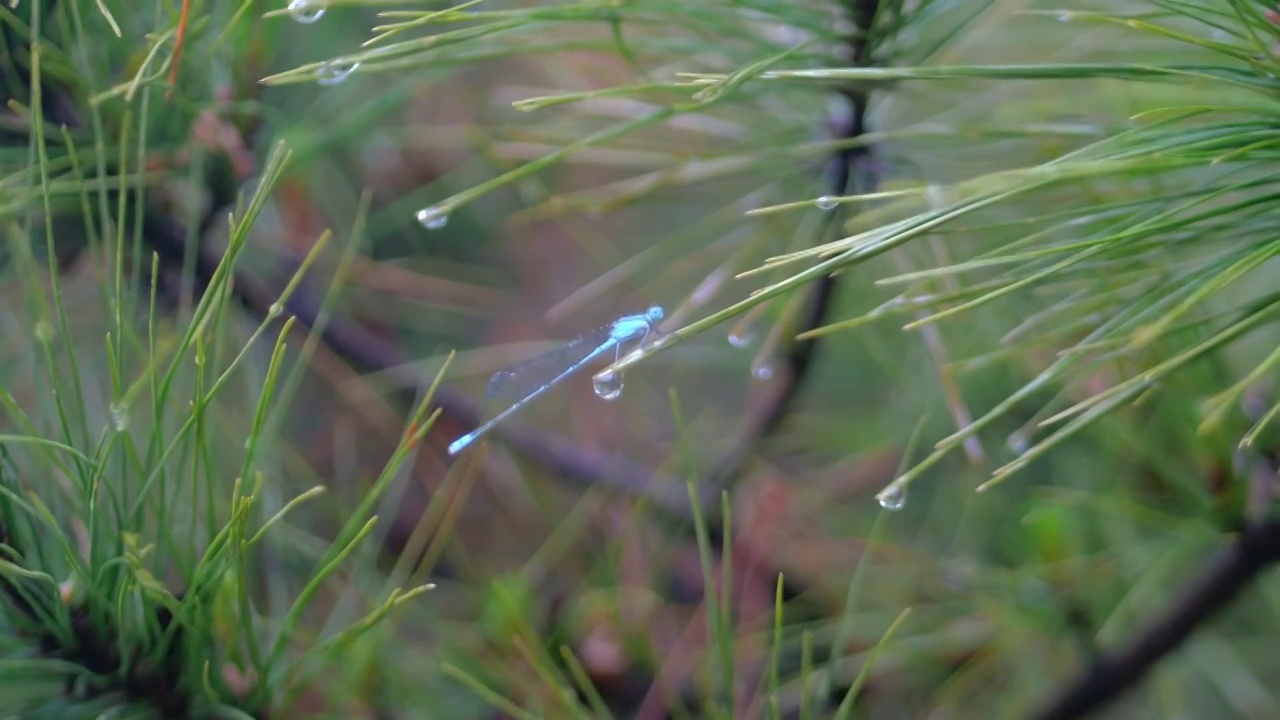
(705, 0), (883, 506)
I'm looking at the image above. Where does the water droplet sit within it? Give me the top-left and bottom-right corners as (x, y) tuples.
(816, 195), (838, 210)
(317, 59), (360, 86)
(287, 0), (325, 23)
(751, 361), (775, 381)
(877, 485), (907, 511)
(1006, 430), (1030, 455)
(727, 310), (762, 349)
(34, 320), (54, 343)
(1057, 11), (1073, 22)
(592, 369), (624, 400)
(416, 206), (449, 230)
(109, 403), (129, 432)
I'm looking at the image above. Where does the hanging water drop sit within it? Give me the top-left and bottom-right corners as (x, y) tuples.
(816, 195), (838, 210)
(750, 342), (776, 380)
(877, 485), (908, 511)
(287, 0), (325, 23)
(727, 308), (762, 349)
(109, 403), (129, 432)
(317, 59), (360, 86)
(1006, 430), (1030, 455)
(416, 206), (449, 230)
(592, 369), (624, 400)
(751, 361), (775, 381)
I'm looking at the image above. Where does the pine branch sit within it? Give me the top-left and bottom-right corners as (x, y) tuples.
(1031, 515), (1280, 720)
(705, 0), (883, 489)
(142, 208), (701, 518)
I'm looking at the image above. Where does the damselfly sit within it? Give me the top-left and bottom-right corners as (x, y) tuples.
(447, 306), (665, 455)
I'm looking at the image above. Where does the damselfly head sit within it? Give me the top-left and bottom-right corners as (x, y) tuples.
(645, 306), (665, 322)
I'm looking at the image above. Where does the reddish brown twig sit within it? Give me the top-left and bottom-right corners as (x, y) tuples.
(167, 0), (191, 98)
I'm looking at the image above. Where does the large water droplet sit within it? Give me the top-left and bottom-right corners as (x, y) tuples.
(816, 195), (838, 210)
(416, 206), (449, 230)
(109, 403), (129, 432)
(287, 0), (325, 23)
(877, 485), (907, 511)
(727, 330), (753, 349)
(592, 369), (624, 400)
(317, 59), (360, 86)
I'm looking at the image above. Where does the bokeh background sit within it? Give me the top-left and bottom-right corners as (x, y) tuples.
(2, 1), (1278, 719)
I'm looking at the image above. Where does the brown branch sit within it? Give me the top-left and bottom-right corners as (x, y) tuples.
(1030, 518), (1280, 720)
(142, 210), (698, 518)
(705, 0), (883, 505)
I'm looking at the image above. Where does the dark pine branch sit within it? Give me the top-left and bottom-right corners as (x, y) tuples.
(706, 0), (882, 493)
(1030, 517), (1280, 720)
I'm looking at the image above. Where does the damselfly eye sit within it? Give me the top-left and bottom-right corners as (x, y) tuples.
(646, 306), (665, 321)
